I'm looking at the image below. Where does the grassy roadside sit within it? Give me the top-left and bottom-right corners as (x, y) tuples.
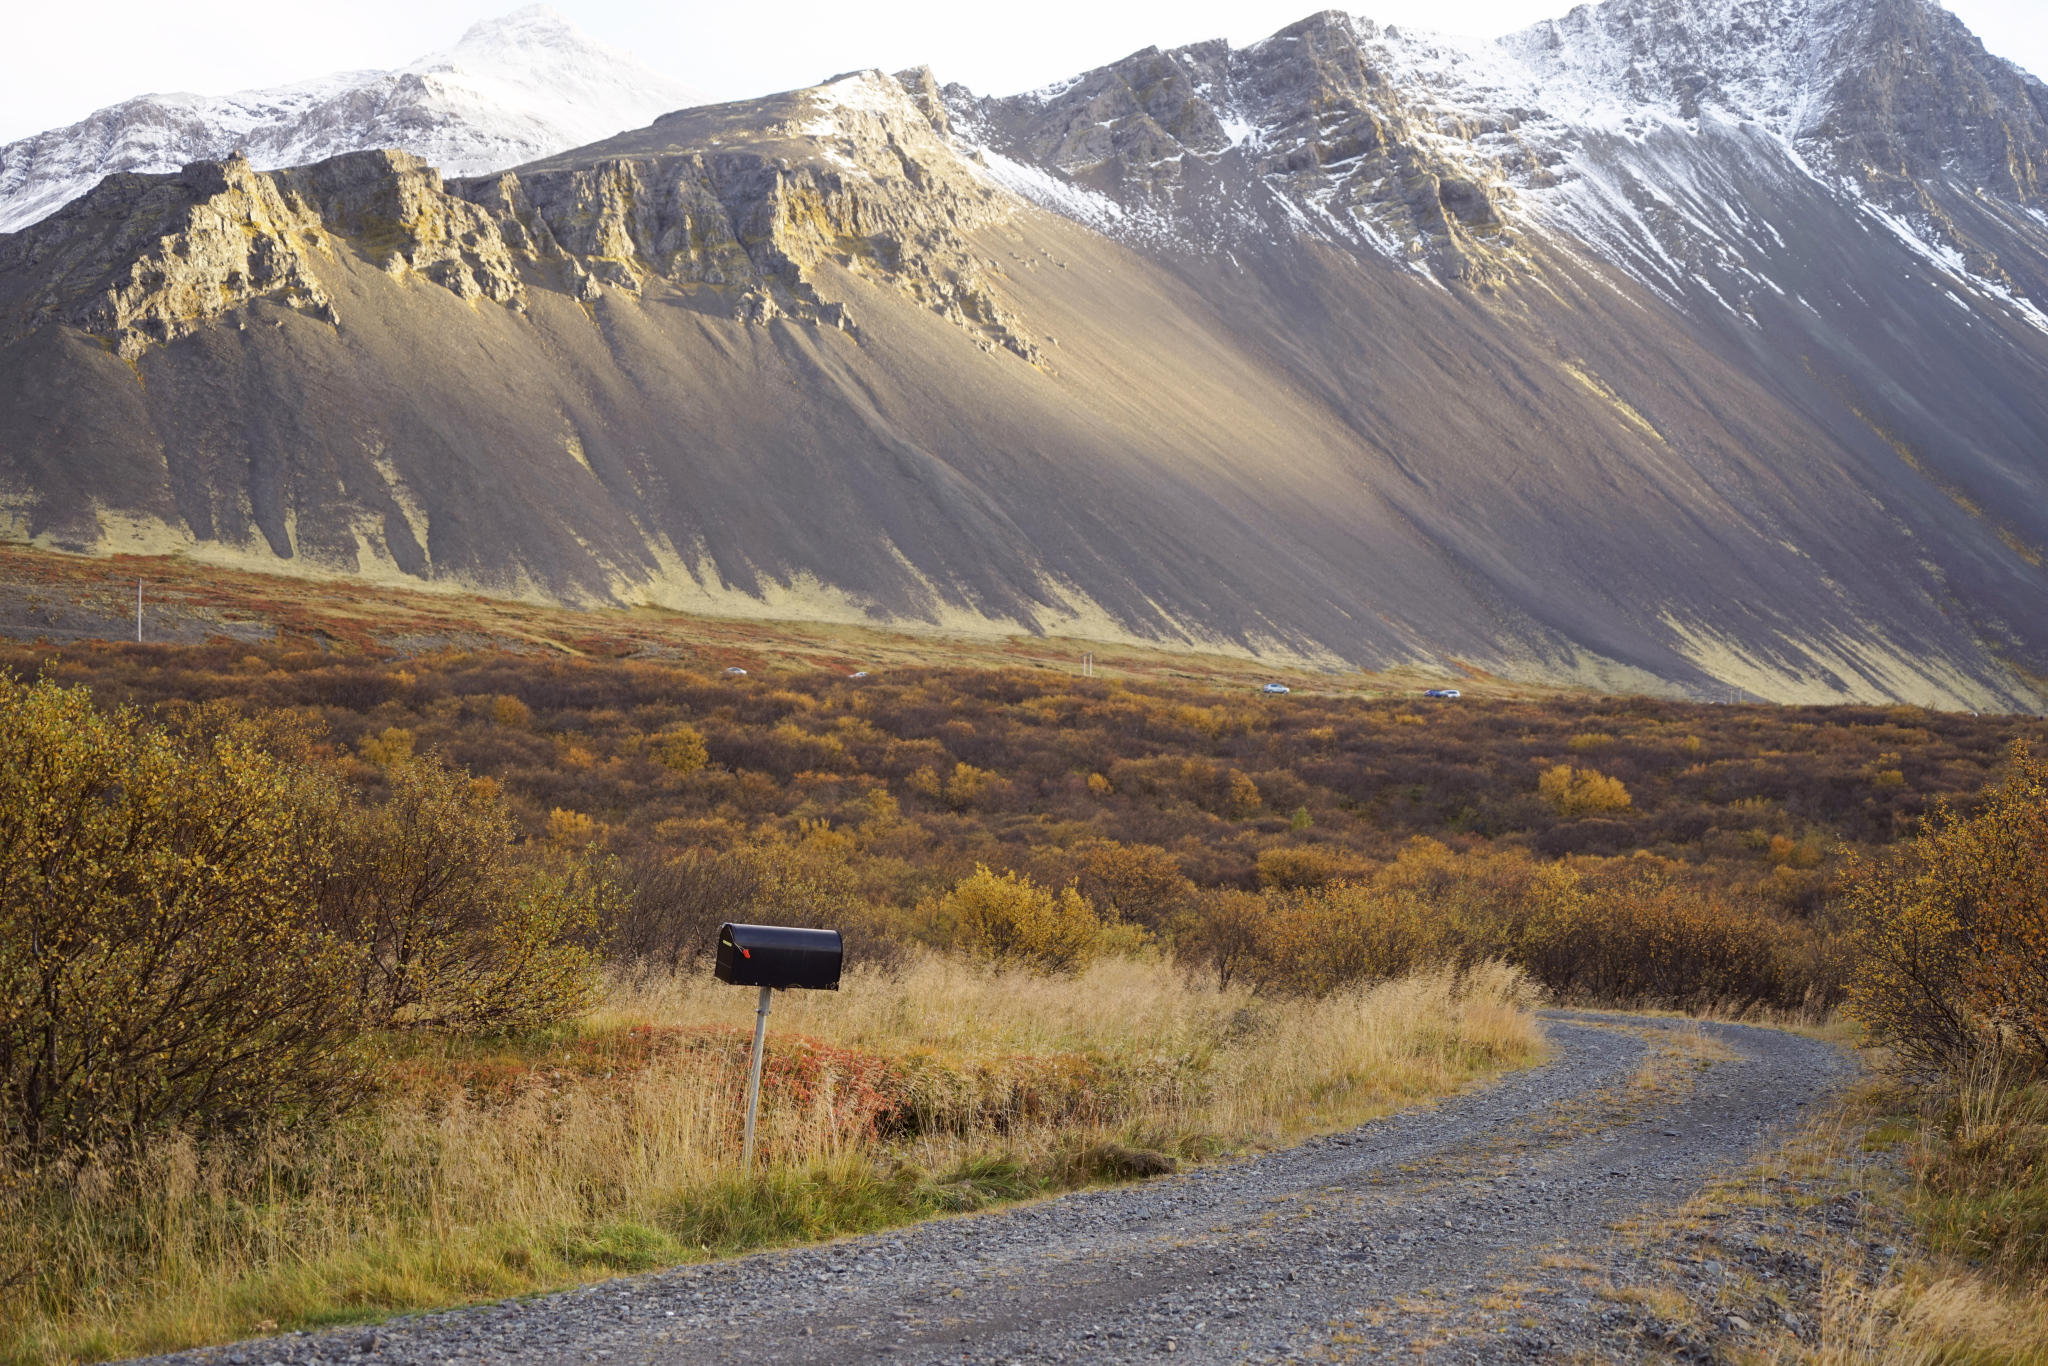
(1598, 1045), (2048, 1365)
(0, 955), (1545, 1365)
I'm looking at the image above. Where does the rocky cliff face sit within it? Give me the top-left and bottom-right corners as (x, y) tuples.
(1503, 0), (2048, 204)
(4, 153), (492, 362)
(952, 13), (1523, 285)
(481, 72), (1037, 355)
(1, 0), (2045, 710)
(0, 72), (1038, 366)
(0, 6), (708, 235)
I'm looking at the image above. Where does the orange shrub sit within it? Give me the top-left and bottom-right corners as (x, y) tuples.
(1538, 764), (1632, 816)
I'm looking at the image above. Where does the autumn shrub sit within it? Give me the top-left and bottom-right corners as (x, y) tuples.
(1173, 889), (1267, 989)
(1172, 840), (1822, 1010)
(941, 762), (1010, 810)
(1069, 841), (1194, 928)
(608, 842), (881, 973)
(1250, 883), (1443, 995)
(943, 866), (1101, 974)
(650, 724), (709, 774)
(1846, 741), (2048, 1077)
(610, 849), (767, 971)
(1508, 864), (1797, 1007)
(1226, 769), (1263, 817)
(358, 725), (416, 768)
(0, 678), (365, 1158)
(1175, 880), (1441, 996)
(1537, 763), (1633, 816)
(1256, 844), (1342, 891)
(1948, 747), (2048, 1068)
(320, 758), (605, 1035)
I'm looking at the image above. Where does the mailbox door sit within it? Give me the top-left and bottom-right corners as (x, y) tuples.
(714, 926), (753, 985)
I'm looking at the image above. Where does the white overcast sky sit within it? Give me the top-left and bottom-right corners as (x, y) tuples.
(3, 0), (2042, 145)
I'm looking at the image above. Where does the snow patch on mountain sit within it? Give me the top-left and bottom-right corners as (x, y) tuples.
(0, 6), (707, 233)
(974, 148), (1129, 235)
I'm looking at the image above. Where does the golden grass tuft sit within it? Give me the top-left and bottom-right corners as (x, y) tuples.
(1780, 1272), (2048, 1366)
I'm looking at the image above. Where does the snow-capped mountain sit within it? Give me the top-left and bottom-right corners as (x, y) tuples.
(0, 6), (708, 233)
(2, 0), (2047, 709)
(953, 0), (2048, 321)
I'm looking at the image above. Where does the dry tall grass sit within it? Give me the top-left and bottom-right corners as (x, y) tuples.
(1, 954), (1543, 1366)
(1789, 1273), (2048, 1366)
(608, 953), (1540, 1137)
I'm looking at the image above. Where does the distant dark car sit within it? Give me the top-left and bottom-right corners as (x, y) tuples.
(1262, 683), (1291, 694)
(1423, 688), (1461, 699)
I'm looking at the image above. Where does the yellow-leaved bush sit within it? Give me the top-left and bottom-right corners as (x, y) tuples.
(0, 677), (607, 1160)
(0, 679), (361, 1157)
(321, 761), (605, 1035)
(1537, 764), (1633, 816)
(1845, 739), (2048, 1075)
(1173, 837), (1802, 1005)
(944, 865), (1101, 975)
(650, 724), (709, 774)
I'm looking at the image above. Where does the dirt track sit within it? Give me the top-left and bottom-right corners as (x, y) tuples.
(134, 1013), (1856, 1366)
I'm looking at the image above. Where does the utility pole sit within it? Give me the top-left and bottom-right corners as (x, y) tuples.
(136, 579), (143, 643)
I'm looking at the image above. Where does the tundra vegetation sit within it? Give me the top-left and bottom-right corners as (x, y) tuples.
(0, 638), (2045, 1362)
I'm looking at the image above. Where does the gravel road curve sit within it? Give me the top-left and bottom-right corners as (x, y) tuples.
(135, 1013), (1855, 1366)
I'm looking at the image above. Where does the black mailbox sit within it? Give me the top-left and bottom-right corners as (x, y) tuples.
(715, 923), (843, 990)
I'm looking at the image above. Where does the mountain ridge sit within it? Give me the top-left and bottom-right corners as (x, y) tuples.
(1, 0), (2044, 711)
(0, 6), (709, 234)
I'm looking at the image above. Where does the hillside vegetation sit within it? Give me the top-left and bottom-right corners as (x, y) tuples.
(9, 636), (2041, 1012)
(3, 637), (2046, 1362)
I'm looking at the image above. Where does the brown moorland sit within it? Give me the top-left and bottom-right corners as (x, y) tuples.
(6, 547), (2048, 1362)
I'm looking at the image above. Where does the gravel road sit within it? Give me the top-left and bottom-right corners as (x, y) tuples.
(139, 1013), (1856, 1366)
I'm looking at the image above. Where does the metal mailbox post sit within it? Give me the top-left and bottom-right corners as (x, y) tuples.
(714, 923), (843, 1170)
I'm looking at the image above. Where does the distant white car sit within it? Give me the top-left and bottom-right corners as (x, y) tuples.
(1423, 688), (1461, 699)
(724, 667), (748, 675)
(849, 671), (869, 679)
(1262, 683), (1291, 694)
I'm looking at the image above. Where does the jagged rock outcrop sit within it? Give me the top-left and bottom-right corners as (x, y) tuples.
(1507, 0), (2048, 202)
(1501, 0), (2048, 303)
(0, 151), (529, 362)
(892, 67), (953, 137)
(953, 0), (2048, 303)
(3, 155), (341, 363)
(472, 71), (1043, 356)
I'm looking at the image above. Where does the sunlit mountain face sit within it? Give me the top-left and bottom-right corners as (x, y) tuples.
(2, 0), (2044, 709)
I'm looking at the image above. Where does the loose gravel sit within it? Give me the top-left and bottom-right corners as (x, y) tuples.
(128, 1013), (1855, 1366)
